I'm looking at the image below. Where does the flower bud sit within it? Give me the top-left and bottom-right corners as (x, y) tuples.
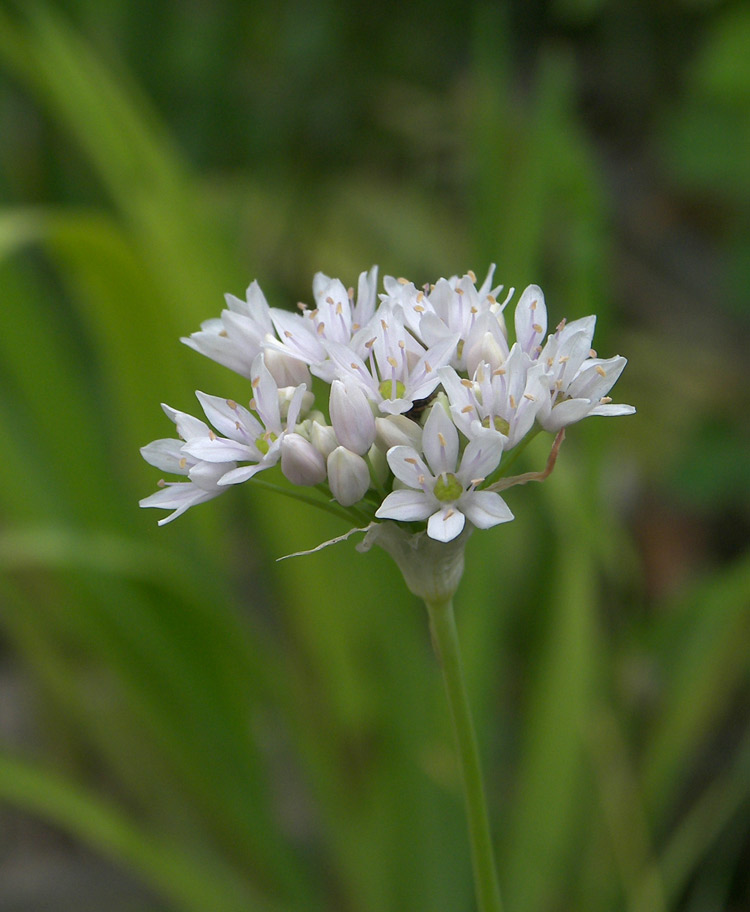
(329, 378), (376, 455)
(327, 446), (370, 506)
(281, 433), (326, 486)
(374, 414), (423, 451)
(309, 420), (339, 458)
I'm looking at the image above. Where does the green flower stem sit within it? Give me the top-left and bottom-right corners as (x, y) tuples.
(426, 596), (504, 912)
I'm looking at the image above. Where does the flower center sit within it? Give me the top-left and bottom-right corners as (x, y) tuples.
(255, 432), (277, 455)
(378, 379), (407, 400)
(482, 415), (510, 435)
(433, 472), (463, 502)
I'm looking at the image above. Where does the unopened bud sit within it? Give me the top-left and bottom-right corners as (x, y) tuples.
(281, 433), (326, 486)
(330, 378), (376, 455)
(327, 446), (370, 506)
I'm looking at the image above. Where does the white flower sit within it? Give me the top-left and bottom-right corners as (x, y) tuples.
(267, 267), (378, 382)
(139, 406), (235, 525)
(440, 346), (547, 449)
(182, 280), (309, 387)
(181, 354), (308, 485)
(375, 403), (513, 542)
(325, 307), (458, 415)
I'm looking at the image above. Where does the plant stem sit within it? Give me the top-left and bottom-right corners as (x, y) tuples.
(426, 596), (504, 912)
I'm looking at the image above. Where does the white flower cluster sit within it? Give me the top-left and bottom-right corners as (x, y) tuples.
(141, 266), (634, 542)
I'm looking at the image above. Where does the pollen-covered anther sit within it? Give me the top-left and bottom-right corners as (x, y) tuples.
(470, 477), (484, 487)
(397, 277), (409, 285)
(284, 330), (293, 338)
(524, 393), (536, 401)
(532, 323), (544, 333)
(249, 398), (256, 410)
(398, 340), (405, 350)
(425, 361), (433, 372)
(208, 430), (216, 440)
(462, 405), (474, 414)
(179, 457), (187, 469)
(226, 399), (238, 409)
(509, 395), (517, 409)
(416, 291), (424, 303)
(468, 270), (477, 282)
(531, 300), (538, 311)
(387, 356), (398, 369)
(600, 396), (612, 404)
(456, 287), (464, 296)
(405, 457), (418, 465)
(157, 478), (166, 488)
(437, 432), (447, 447)
(492, 368), (506, 376)
(461, 378), (473, 387)
(414, 304), (425, 313)
(296, 302), (306, 311)
(596, 366), (607, 377)
(365, 338), (375, 349)
(487, 294), (496, 305)
(219, 330), (228, 338)
(556, 318), (566, 333)
(558, 355), (569, 363)
(590, 349), (597, 358)
(335, 302), (343, 315)
(381, 319), (388, 330)
(316, 323), (326, 335)
(348, 286), (354, 300)
(443, 509), (456, 521)
(325, 296), (334, 305)
(252, 376), (260, 389)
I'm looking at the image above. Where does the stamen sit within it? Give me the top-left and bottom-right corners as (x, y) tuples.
(468, 269), (477, 282)
(437, 432), (447, 447)
(523, 393), (536, 401)
(424, 361), (433, 373)
(316, 323), (326, 335)
(462, 405), (474, 414)
(405, 457), (418, 465)
(326, 296), (334, 305)
(219, 330), (228, 338)
(226, 399), (238, 409)
(590, 348), (597, 358)
(179, 457), (187, 469)
(509, 395), (517, 409)
(596, 366), (607, 377)
(252, 377), (260, 389)
(209, 430), (216, 440)
(532, 323), (543, 333)
(461, 378), (473, 387)
(397, 277), (409, 285)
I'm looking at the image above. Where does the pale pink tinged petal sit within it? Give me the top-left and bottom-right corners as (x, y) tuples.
(216, 463), (268, 486)
(180, 331), (254, 378)
(161, 404), (210, 441)
(422, 403), (459, 476)
(244, 279), (273, 327)
(557, 329), (596, 385)
(183, 437), (257, 463)
(285, 382), (310, 429)
(269, 309), (325, 363)
(588, 403), (636, 417)
(569, 356), (627, 401)
(140, 483), (216, 525)
(187, 460), (236, 490)
(385, 445), (430, 488)
(195, 391), (260, 441)
(140, 439), (188, 474)
(459, 432), (504, 482)
(250, 354), (281, 431)
(541, 398), (593, 432)
(514, 284), (547, 354)
(461, 491), (514, 528)
(375, 489), (434, 522)
(377, 397), (413, 416)
(324, 340), (380, 399)
(427, 507), (465, 542)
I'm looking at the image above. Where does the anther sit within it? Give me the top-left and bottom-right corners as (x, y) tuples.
(226, 399), (238, 409)
(532, 323), (543, 333)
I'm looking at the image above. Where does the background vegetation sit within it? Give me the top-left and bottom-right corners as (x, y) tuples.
(0, 1), (748, 910)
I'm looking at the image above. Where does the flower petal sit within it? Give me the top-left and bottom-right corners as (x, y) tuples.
(376, 489), (434, 522)
(427, 507), (465, 542)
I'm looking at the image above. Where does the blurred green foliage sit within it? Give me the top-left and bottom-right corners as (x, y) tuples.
(0, 2), (748, 911)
